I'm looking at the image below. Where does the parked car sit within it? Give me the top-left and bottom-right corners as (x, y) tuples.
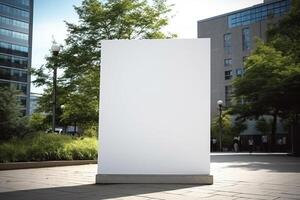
(46, 128), (63, 134)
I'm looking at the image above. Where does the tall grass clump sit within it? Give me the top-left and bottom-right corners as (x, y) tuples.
(65, 137), (98, 160)
(0, 133), (98, 163)
(0, 138), (28, 162)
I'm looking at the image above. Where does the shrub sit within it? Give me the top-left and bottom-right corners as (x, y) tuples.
(65, 137), (98, 160)
(0, 133), (98, 163)
(82, 126), (98, 138)
(0, 138), (28, 162)
(0, 87), (32, 140)
(211, 112), (247, 149)
(29, 113), (48, 131)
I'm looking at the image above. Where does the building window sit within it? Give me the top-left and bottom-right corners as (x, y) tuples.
(20, 0), (30, 6)
(0, 81), (27, 94)
(11, 69), (28, 82)
(0, 67), (27, 82)
(16, 83), (27, 94)
(224, 58), (232, 67)
(0, 67), (10, 80)
(225, 85), (233, 106)
(228, 0), (291, 28)
(0, 41), (28, 57)
(20, 97), (26, 107)
(0, 54), (28, 69)
(0, 16), (29, 30)
(17, 96), (27, 107)
(225, 70), (233, 80)
(0, 80), (10, 88)
(242, 28), (250, 51)
(236, 68), (243, 77)
(224, 33), (231, 54)
(0, 3), (30, 19)
(0, 28), (28, 41)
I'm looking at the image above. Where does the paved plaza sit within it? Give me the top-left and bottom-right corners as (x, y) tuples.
(0, 154), (299, 200)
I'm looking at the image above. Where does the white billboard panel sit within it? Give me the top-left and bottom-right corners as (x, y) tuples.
(97, 39), (212, 184)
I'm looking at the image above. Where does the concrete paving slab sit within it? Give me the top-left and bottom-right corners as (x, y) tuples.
(0, 155), (299, 199)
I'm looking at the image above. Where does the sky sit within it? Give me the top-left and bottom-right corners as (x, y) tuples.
(32, 0), (263, 93)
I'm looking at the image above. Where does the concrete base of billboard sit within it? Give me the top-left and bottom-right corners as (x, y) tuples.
(96, 174), (213, 184)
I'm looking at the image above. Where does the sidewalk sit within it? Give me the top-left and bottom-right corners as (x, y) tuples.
(0, 155), (299, 200)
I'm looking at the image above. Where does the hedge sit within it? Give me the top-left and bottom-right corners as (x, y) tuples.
(0, 133), (98, 163)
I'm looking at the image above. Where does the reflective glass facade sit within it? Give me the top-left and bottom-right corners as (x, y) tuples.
(228, 0), (290, 28)
(0, 3), (29, 19)
(0, 0), (33, 115)
(0, 28), (28, 40)
(0, 16), (29, 29)
(0, 41), (28, 57)
(0, 54), (28, 68)
(0, 67), (27, 82)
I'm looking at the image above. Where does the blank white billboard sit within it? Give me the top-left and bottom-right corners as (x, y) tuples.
(97, 39), (211, 183)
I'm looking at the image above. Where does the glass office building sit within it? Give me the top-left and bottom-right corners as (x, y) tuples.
(0, 0), (33, 115)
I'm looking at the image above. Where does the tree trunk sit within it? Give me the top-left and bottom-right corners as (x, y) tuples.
(292, 114), (300, 156)
(74, 121), (77, 134)
(271, 113), (277, 152)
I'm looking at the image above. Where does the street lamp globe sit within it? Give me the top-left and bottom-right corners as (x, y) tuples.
(217, 100), (223, 106)
(51, 41), (60, 56)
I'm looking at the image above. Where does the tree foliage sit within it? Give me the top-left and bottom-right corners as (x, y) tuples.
(232, 40), (300, 146)
(211, 111), (246, 147)
(32, 0), (176, 131)
(267, 0), (300, 63)
(234, 40), (299, 116)
(0, 87), (30, 140)
(29, 113), (48, 131)
(266, 0), (300, 119)
(255, 117), (271, 135)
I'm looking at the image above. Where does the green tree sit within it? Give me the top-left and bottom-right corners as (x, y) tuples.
(266, 1), (300, 154)
(232, 1), (300, 150)
(211, 111), (245, 149)
(231, 118), (247, 136)
(211, 111), (232, 139)
(232, 40), (300, 148)
(0, 87), (30, 140)
(267, 0), (300, 63)
(29, 113), (48, 131)
(267, 1), (300, 121)
(33, 0), (176, 132)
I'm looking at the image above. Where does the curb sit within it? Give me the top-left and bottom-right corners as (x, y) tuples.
(0, 160), (97, 170)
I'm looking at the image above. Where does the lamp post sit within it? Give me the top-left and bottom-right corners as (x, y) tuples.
(217, 100), (223, 152)
(51, 41), (61, 132)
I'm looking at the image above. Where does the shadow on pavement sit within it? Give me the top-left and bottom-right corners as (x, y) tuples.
(0, 184), (198, 200)
(212, 155), (300, 173)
